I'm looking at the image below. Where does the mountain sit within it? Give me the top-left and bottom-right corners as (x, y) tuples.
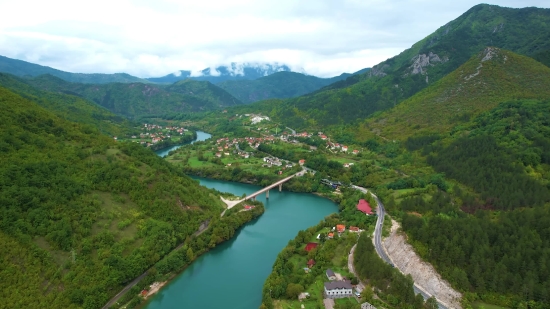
(0, 73), (134, 137)
(166, 79), (242, 106)
(24, 74), (242, 118)
(0, 84), (229, 308)
(363, 47), (550, 141)
(267, 4), (550, 129)
(217, 69), (370, 104)
(0, 54), (148, 84)
(146, 63), (292, 84)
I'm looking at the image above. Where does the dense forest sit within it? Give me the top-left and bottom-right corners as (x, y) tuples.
(381, 98), (550, 308)
(0, 86), (243, 308)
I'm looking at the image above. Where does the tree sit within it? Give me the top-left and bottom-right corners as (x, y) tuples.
(425, 296), (438, 309)
(286, 283), (303, 299)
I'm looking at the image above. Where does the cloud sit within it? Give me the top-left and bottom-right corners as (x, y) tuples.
(0, 0), (549, 78)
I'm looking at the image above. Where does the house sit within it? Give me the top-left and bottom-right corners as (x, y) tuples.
(357, 199), (373, 215)
(341, 145), (348, 152)
(244, 205), (255, 210)
(336, 225), (346, 233)
(349, 226), (360, 232)
(327, 232), (334, 239)
(140, 289), (148, 297)
(353, 149), (359, 155)
(326, 269), (337, 280)
(307, 259), (316, 268)
(299, 159), (306, 165)
(324, 281), (353, 299)
(305, 242), (318, 252)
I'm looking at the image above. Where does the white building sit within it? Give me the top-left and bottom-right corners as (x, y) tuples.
(251, 115), (270, 124)
(324, 281), (353, 299)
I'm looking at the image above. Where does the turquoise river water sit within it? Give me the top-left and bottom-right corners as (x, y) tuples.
(147, 132), (338, 309)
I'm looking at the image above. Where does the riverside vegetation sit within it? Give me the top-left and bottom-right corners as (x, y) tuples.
(0, 85), (265, 309)
(2, 3), (550, 309)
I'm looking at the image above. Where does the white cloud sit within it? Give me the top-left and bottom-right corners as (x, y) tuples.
(0, 0), (549, 78)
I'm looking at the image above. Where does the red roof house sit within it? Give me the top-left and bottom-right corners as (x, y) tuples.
(336, 224), (346, 233)
(305, 242), (318, 252)
(349, 226), (360, 232)
(357, 199), (373, 215)
(307, 259), (316, 268)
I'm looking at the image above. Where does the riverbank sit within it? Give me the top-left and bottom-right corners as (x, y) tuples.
(105, 200), (265, 309)
(142, 177), (339, 309)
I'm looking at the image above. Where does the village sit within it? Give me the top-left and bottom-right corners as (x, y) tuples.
(272, 197), (378, 309)
(115, 123), (193, 148)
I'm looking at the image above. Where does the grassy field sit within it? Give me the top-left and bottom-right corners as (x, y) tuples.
(471, 302), (510, 309)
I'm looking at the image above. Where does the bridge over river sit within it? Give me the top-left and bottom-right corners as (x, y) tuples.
(220, 170), (305, 209)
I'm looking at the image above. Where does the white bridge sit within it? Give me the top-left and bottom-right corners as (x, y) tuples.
(220, 170), (305, 209)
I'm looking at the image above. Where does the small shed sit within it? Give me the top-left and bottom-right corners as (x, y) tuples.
(307, 259), (316, 268)
(326, 268), (337, 281)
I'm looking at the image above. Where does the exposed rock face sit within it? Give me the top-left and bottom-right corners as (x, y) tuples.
(368, 63), (390, 77)
(384, 220), (462, 309)
(409, 52), (447, 75)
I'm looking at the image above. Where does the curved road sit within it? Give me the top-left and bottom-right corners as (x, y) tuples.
(352, 186), (448, 309)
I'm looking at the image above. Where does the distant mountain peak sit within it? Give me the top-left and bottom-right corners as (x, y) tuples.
(147, 62), (293, 84)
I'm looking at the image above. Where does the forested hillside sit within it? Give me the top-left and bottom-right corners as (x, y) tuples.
(263, 4), (550, 128)
(362, 47), (550, 140)
(217, 71), (362, 104)
(24, 74), (242, 117)
(0, 73), (135, 137)
(0, 55), (147, 84)
(0, 86), (227, 308)
(377, 97), (550, 307)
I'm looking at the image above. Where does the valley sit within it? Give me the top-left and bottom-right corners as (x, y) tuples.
(1, 3), (550, 309)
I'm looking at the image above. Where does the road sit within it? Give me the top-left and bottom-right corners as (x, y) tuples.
(352, 185), (448, 309)
(102, 220), (211, 309)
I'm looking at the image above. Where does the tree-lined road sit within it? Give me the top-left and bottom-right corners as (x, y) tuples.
(352, 185), (448, 309)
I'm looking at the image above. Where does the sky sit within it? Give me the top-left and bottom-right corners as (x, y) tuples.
(0, 0), (549, 78)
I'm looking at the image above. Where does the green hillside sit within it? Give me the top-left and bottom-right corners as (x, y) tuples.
(0, 86), (237, 308)
(363, 47), (550, 140)
(0, 73), (134, 137)
(216, 71), (355, 103)
(25, 75), (242, 118)
(166, 79), (242, 106)
(266, 4), (550, 128)
(0, 55), (148, 84)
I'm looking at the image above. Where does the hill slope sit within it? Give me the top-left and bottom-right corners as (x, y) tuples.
(25, 75), (242, 117)
(0, 85), (229, 308)
(165, 79), (242, 106)
(364, 47), (550, 140)
(0, 73), (134, 137)
(269, 4), (550, 128)
(217, 70), (369, 104)
(0, 55), (148, 84)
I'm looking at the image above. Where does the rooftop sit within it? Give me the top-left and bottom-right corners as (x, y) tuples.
(324, 281), (353, 290)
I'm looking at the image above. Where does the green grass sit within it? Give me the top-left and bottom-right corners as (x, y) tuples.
(471, 302), (510, 309)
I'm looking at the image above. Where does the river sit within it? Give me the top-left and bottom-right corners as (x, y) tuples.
(143, 179), (338, 309)
(154, 130), (212, 157)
